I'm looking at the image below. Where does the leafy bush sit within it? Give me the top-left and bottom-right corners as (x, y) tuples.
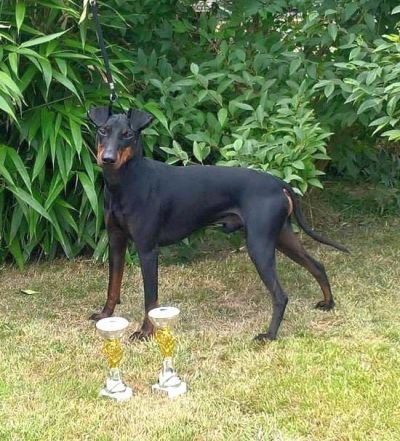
(132, 50), (331, 194)
(1, 0), (399, 266)
(0, 1), (113, 266)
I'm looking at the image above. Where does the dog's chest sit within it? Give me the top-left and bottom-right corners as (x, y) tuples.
(107, 196), (130, 229)
(112, 208), (127, 229)
(108, 196), (146, 238)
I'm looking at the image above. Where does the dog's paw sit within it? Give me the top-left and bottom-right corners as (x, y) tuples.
(89, 311), (111, 322)
(253, 332), (276, 343)
(129, 330), (152, 342)
(315, 300), (335, 311)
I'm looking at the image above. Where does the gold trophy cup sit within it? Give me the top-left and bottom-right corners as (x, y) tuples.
(96, 317), (133, 401)
(148, 307), (187, 398)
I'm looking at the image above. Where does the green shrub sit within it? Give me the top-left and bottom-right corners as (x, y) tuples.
(0, 0), (399, 266)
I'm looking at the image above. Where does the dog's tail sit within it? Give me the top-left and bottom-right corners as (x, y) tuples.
(283, 184), (349, 253)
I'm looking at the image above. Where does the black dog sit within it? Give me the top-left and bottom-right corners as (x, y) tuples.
(88, 107), (348, 341)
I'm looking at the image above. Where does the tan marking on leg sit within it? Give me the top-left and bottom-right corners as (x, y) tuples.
(283, 189), (293, 216)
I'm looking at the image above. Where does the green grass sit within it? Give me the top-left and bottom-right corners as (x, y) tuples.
(1, 196), (400, 441)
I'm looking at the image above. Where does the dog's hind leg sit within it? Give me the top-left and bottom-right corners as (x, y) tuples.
(245, 208), (289, 341)
(277, 222), (334, 310)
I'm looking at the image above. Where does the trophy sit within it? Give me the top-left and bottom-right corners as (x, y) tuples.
(96, 317), (133, 401)
(148, 307), (187, 398)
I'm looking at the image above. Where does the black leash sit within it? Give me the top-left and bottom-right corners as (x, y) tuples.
(89, 0), (126, 113)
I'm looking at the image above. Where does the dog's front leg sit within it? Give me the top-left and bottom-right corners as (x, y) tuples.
(90, 226), (127, 321)
(130, 247), (159, 341)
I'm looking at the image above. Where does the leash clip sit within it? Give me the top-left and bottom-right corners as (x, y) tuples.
(109, 82), (117, 102)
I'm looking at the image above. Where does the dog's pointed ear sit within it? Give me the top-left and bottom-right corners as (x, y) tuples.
(128, 109), (154, 132)
(87, 107), (111, 127)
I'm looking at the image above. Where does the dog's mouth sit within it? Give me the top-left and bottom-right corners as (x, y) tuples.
(97, 146), (134, 169)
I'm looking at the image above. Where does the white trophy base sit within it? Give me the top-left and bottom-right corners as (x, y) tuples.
(151, 381), (187, 399)
(99, 378), (133, 401)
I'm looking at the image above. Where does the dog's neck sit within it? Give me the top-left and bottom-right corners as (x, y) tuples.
(103, 157), (140, 192)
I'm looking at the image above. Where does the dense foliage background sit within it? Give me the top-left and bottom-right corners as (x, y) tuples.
(0, 0), (399, 266)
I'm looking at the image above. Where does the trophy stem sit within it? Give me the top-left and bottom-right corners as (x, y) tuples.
(163, 357), (174, 372)
(109, 367), (122, 382)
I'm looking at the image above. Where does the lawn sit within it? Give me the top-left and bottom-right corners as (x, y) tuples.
(1, 190), (399, 441)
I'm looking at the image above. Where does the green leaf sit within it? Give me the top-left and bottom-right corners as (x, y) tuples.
(292, 160), (305, 170)
(328, 23), (337, 41)
(39, 58), (52, 97)
(149, 78), (163, 89)
(45, 175), (64, 210)
(70, 118), (83, 154)
(80, 146), (95, 183)
(357, 99), (380, 114)
(190, 63), (199, 75)
(366, 69), (378, 86)
(308, 178), (323, 189)
(16, 1), (26, 33)
(52, 70), (81, 100)
(8, 238), (24, 269)
(20, 289), (40, 295)
(174, 79), (196, 87)
(324, 82), (334, 98)
(32, 143), (48, 181)
(364, 13), (375, 32)
(78, 172), (98, 219)
(197, 90), (208, 102)
(9, 205), (23, 244)
(392, 6), (400, 14)
(0, 147), (15, 186)
(344, 3), (358, 21)
(4, 146), (32, 192)
(54, 202), (78, 235)
(93, 230), (108, 261)
(193, 141), (203, 163)
(48, 208), (72, 258)
(255, 105), (264, 124)
(144, 102), (170, 133)
(0, 71), (22, 97)
(387, 95), (400, 116)
(55, 58), (67, 77)
(9, 187), (52, 223)
(369, 116), (391, 127)
(20, 30), (68, 48)
(289, 58), (302, 75)
(0, 95), (17, 121)
(51, 113), (62, 164)
(230, 101), (253, 111)
(8, 52), (18, 77)
(19, 65), (37, 94)
(218, 108), (228, 127)
(381, 129), (400, 141)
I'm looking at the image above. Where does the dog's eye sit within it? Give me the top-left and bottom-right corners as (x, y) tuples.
(98, 128), (107, 136)
(123, 131), (134, 139)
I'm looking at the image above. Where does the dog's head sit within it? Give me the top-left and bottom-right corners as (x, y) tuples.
(88, 107), (153, 168)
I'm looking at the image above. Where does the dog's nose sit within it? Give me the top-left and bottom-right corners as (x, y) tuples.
(102, 154), (116, 164)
